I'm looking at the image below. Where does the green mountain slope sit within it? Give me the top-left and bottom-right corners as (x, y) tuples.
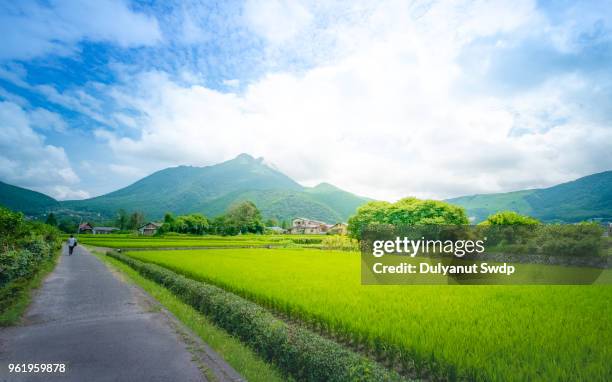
(61, 154), (369, 222)
(447, 171), (612, 222)
(0, 181), (58, 214)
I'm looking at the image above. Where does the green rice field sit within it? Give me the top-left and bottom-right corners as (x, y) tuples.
(76, 234), (323, 248)
(125, 247), (612, 381)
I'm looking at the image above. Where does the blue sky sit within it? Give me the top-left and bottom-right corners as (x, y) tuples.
(1, 0), (611, 201)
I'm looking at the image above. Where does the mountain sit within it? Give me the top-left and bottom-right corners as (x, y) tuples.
(447, 171), (612, 222)
(60, 154), (370, 223)
(0, 181), (59, 214)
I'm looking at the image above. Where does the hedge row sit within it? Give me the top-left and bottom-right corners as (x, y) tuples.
(107, 251), (407, 382)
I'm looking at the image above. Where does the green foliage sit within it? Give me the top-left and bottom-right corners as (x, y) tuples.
(45, 213), (57, 226)
(321, 235), (359, 251)
(479, 211), (540, 226)
(116, 209), (128, 230)
(160, 213), (209, 235)
(222, 201), (264, 235)
(0, 206), (60, 289)
(477, 222), (604, 257)
(108, 251), (404, 382)
(347, 201), (392, 239)
(127, 211), (145, 230)
(536, 223), (604, 257)
(348, 198), (468, 239)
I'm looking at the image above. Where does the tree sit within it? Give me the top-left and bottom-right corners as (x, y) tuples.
(175, 214), (209, 234)
(164, 212), (175, 224)
(265, 218), (279, 227)
(45, 213), (57, 226)
(116, 209), (128, 230)
(479, 211), (539, 226)
(127, 211), (145, 230)
(347, 201), (392, 238)
(211, 215), (229, 235)
(224, 201), (264, 234)
(347, 198), (468, 239)
(58, 216), (79, 234)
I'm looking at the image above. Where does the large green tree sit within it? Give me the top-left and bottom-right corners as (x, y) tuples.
(127, 211), (145, 230)
(224, 201), (264, 235)
(348, 198), (468, 239)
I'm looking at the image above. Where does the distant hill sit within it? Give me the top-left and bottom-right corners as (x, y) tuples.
(60, 154), (370, 223)
(0, 181), (58, 214)
(5, 156), (610, 224)
(447, 171), (612, 222)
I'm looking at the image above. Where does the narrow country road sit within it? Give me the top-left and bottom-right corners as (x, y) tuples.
(0, 245), (242, 382)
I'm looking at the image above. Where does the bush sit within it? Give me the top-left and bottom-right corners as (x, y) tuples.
(536, 224), (603, 257)
(321, 235), (359, 251)
(108, 251), (405, 382)
(479, 211), (540, 226)
(0, 206), (60, 288)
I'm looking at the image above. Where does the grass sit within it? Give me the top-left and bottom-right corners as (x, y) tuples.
(126, 247), (612, 381)
(75, 233), (323, 249)
(89, 247), (287, 382)
(0, 250), (60, 326)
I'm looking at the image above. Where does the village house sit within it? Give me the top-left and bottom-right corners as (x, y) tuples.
(138, 222), (162, 236)
(92, 226), (119, 235)
(327, 223), (348, 235)
(78, 222), (93, 234)
(287, 218), (332, 234)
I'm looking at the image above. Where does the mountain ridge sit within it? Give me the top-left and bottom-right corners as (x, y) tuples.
(2, 156), (611, 224)
(56, 154), (370, 223)
(447, 170), (612, 222)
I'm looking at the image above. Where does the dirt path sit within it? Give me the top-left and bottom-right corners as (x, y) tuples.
(0, 245), (243, 382)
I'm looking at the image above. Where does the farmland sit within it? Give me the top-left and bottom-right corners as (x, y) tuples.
(122, 246), (612, 381)
(76, 233), (323, 249)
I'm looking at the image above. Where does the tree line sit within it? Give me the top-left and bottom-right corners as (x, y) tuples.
(160, 201), (265, 235)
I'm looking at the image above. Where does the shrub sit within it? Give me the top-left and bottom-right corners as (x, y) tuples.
(479, 211), (540, 226)
(107, 251), (405, 382)
(0, 206), (60, 288)
(321, 235), (359, 251)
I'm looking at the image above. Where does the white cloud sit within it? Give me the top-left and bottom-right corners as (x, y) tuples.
(4, 0), (609, 201)
(91, 0), (612, 201)
(29, 108), (68, 132)
(0, 101), (87, 199)
(0, 0), (161, 60)
(244, 0), (313, 44)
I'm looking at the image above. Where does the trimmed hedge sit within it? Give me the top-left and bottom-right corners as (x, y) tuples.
(107, 251), (407, 382)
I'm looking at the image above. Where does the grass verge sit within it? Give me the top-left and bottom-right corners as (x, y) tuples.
(0, 250), (61, 326)
(89, 247), (286, 382)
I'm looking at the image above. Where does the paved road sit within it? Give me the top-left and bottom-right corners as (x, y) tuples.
(0, 245), (242, 382)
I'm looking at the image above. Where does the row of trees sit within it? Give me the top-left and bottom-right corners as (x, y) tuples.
(347, 198), (550, 239)
(115, 210), (146, 231)
(160, 201), (265, 236)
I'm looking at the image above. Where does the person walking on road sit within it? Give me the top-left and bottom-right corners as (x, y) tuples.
(67, 234), (78, 255)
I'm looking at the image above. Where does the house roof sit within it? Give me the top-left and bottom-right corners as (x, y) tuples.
(293, 217), (329, 225)
(138, 222), (162, 229)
